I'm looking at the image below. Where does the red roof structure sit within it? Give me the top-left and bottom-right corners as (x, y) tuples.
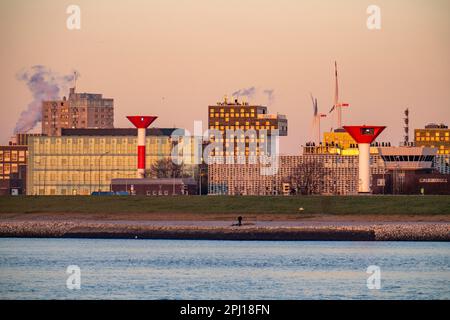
(343, 125), (386, 144)
(126, 116), (158, 128)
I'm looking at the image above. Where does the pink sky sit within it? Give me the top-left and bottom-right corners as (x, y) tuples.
(0, 0), (449, 154)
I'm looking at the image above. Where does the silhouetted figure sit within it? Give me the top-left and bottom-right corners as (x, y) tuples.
(237, 216), (243, 226)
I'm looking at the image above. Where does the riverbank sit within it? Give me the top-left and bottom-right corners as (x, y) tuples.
(1, 220), (449, 241)
(1, 195), (449, 241)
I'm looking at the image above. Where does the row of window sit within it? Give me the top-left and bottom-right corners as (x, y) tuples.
(0, 163), (20, 175)
(416, 137), (450, 142)
(210, 108), (257, 113)
(0, 150), (27, 162)
(381, 155), (434, 162)
(209, 125), (276, 131)
(416, 131), (450, 137)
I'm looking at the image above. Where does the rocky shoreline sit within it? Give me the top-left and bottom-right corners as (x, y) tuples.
(0, 221), (449, 241)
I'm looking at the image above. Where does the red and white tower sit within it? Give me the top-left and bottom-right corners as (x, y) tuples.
(343, 125), (386, 194)
(127, 116), (158, 178)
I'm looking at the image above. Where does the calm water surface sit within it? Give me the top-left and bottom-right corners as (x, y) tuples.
(0, 238), (449, 299)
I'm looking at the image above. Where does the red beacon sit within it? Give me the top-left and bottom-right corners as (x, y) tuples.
(127, 116), (158, 178)
(343, 125), (386, 193)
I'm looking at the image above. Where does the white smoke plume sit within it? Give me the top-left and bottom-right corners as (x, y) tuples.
(232, 87), (275, 105)
(14, 65), (77, 134)
(232, 86), (256, 98)
(263, 89), (275, 105)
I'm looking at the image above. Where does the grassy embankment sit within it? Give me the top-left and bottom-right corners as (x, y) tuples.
(0, 195), (449, 216)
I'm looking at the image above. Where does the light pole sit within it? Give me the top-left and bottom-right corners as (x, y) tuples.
(98, 152), (109, 192)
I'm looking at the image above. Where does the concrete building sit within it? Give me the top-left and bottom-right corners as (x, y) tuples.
(0, 145), (28, 195)
(42, 87), (114, 136)
(111, 178), (198, 196)
(208, 97), (287, 158)
(26, 128), (196, 195)
(209, 153), (385, 196)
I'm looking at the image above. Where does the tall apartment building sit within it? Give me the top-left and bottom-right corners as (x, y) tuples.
(208, 97), (287, 158)
(415, 123), (450, 155)
(42, 87), (114, 136)
(415, 123), (450, 174)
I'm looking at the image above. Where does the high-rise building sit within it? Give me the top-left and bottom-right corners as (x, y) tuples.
(415, 123), (450, 175)
(42, 87), (114, 136)
(414, 123), (450, 155)
(208, 97), (287, 158)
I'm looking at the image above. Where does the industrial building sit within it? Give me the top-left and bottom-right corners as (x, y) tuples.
(372, 146), (450, 195)
(42, 87), (114, 136)
(26, 128), (196, 195)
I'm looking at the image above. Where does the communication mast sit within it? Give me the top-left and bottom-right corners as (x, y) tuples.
(404, 108), (409, 146)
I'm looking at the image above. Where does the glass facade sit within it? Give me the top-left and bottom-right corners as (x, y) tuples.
(27, 135), (195, 195)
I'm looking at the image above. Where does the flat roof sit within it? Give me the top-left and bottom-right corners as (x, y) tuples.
(61, 128), (182, 137)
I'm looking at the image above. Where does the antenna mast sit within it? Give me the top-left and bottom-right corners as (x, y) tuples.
(73, 71), (78, 91)
(404, 108), (409, 146)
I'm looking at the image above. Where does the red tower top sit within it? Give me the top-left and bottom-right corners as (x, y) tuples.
(343, 125), (386, 144)
(126, 116), (158, 128)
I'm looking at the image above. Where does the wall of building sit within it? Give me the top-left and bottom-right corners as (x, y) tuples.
(0, 145), (28, 195)
(434, 155), (450, 174)
(415, 126), (450, 155)
(372, 171), (450, 195)
(42, 88), (114, 137)
(26, 135), (196, 195)
(208, 154), (385, 196)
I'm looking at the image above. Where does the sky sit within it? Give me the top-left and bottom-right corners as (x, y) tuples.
(0, 0), (449, 154)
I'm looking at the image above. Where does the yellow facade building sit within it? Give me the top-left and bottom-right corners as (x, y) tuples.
(323, 131), (356, 149)
(26, 128), (196, 195)
(415, 124), (450, 155)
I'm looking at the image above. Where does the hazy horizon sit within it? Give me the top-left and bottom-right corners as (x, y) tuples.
(1, 0), (449, 154)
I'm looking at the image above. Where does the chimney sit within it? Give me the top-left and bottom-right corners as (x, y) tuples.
(126, 116), (158, 178)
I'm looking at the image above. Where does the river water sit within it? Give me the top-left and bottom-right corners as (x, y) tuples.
(0, 238), (449, 299)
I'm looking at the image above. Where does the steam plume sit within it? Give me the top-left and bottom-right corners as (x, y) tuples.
(263, 89), (275, 105)
(14, 65), (77, 134)
(232, 86), (256, 98)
